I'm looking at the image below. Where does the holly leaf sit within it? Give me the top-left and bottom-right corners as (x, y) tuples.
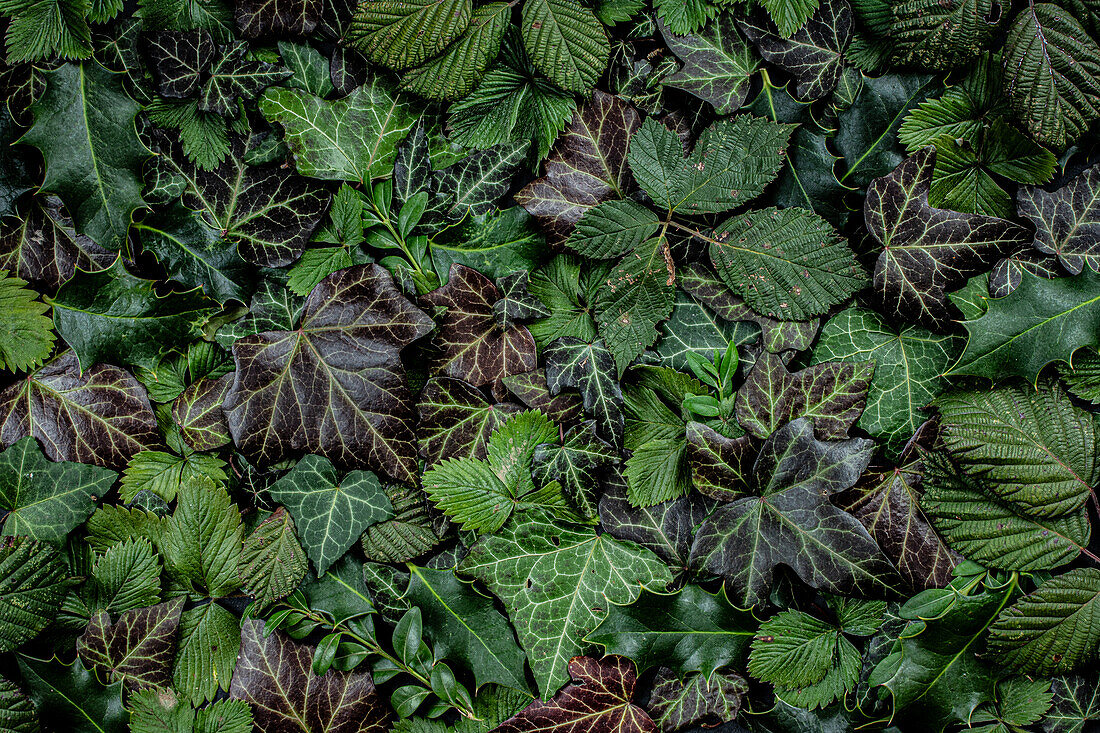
(229, 619), (392, 732)
(867, 147), (1030, 327)
(690, 418), (901, 607)
(223, 265), (434, 482)
(648, 668), (748, 733)
(17, 657), (125, 733)
(238, 507), (307, 609)
(658, 13), (758, 114)
(19, 62), (149, 250)
(459, 509), (672, 697)
(417, 377), (521, 467)
(1018, 163), (1100, 275)
(421, 264), (538, 388)
(0, 537), (66, 652)
(735, 351), (874, 440)
(0, 351), (160, 470)
(587, 585), (756, 679)
(0, 196), (114, 292)
(404, 564), (528, 692)
(267, 454), (393, 575)
(515, 91), (641, 243)
(0, 437), (114, 542)
(259, 77), (417, 182)
(50, 260), (217, 372)
(739, 0), (851, 101)
(544, 338), (624, 446)
(77, 598), (183, 690)
(494, 655), (656, 732)
(0, 271), (54, 373)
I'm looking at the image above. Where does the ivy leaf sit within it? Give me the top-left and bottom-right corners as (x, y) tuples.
(141, 29), (215, 98)
(735, 352), (874, 440)
(259, 77), (417, 182)
(690, 418), (901, 607)
(935, 383), (1098, 518)
(503, 369), (584, 429)
(494, 272), (551, 330)
(161, 479), (243, 598)
(649, 668), (748, 733)
(920, 451), (1091, 572)
(404, 565), (528, 692)
(515, 91), (641, 243)
(867, 147), (1030, 328)
(347, 0), (472, 71)
(0, 351), (160, 470)
(587, 585), (756, 679)
(0, 271), (54, 373)
(417, 377), (521, 467)
(948, 268), (1100, 381)
(238, 507), (307, 609)
(0, 537), (66, 652)
(521, 0), (609, 94)
(533, 421), (617, 520)
(658, 13), (757, 114)
(837, 460), (958, 591)
(77, 598), (183, 690)
(399, 3), (511, 100)
(234, 0), (321, 38)
(494, 655), (656, 732)
(987, 568), (1100, 676)
(709, 207), (866, 320)
(229, 619), (392, 732)
(653, 289), (759, 373)
(459, 509), (672, 697)
(16, 657), (125, 733)
(198, 40), (292, 116)
(172, 374), (232, 452)
(1003, 3), (1100, 149)
(268, 454), (393, 575)
(544, 337), (624, 446)
(1042, 675), (1100, 733)
(223, 264), (433, 482)
(434, 141), (528, 220)
(19, 62), (149, 250)
(685, 422), (753, 500)
(739, 0), (852, 101)
(0, 196), (114, 292)
(0, 437), (114, 542)
(421, 264), (538, 388)
(50, 260), (217, 372)
(887, 0), (1004, 70)
(1018, 163), (1100, 275)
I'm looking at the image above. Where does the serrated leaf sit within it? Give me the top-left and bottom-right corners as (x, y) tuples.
(119, 450), (227, 503)
(161, 479), (243, 598)
(173, 601), (239, 704)
(1, 0), (93, 63)
(238, 507), (307, 609)
(0, 677), (37, 733)
(0, 537), (66, 652)
(268, 454), (393, 575)
(0, 271), (54, 373)
(887, 0), (1003, 70)
(565, 200), (660, 259)
(527, 255), (598, 348)
(348, 0), (471, 71)
(521, 0), (609, 94)
(87, 538), (162, 614)
(77, 598), (183, 690)
(400, 3), (510, 100)
(658, 13), (758, 114)
(748, 610), (839, 688)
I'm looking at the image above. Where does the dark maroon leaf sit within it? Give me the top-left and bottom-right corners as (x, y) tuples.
(172, 374), (233, 451)
(0, 196), (114, 291)
(200, 41), (294, 116)
(515, 91), (642, 243)
(77, 598), (184, 691)
(223, 264), (434, 483)
(141, 30), (216, 99)
(502, 369), (585, 427)
(420, 264), (538, 389)
(868, 147), (1031, 328)
(416, 376), (521, 466)
(685, 421), (753, 501)
(648, 667), (748, 733)
(235, 0), (322, 39)
(229, 619), (391, 732)
(0, 351), (160, 470)
(495, 655), (657, 733)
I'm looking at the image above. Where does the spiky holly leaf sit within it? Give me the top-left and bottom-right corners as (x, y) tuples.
(17, 657), (125, 733)
(521, 0), (609, 94)
(259, 78), (417, 182)
(709, 207), (866, 321)
(417, 377), (521, 467)
(867, 147), (1029, 327)
(690, 418), (901, 607)
(421, 264), (537, 388)
(587, 585), (756, 679)
(735, 351), (873, 440)
(223, 265), (433, 482)
(459, 509), (672, 697)
(268, 454), (393, 575)
(404, 565), (528, 692)
(0, 196), (114, 291)
(229, 620), (392, 732)
(935, 383), (1098, 518)
(544, 337), (624, 446)
(657, 13), (758, 114)
(1003, 4), (1100, 149)
(19, 62), (150, 250)
(0, 351), (159, 470)
(515, 91), (641, 243)
(1018, 163), (1100, 275)
(920, 452), (1091, 572)
(495, 655), (656, 732)
(0, 437), (114, 542)
(947, 269), (1100, 382)
(77, 598), (183, 690)
(50, 260), (217, 372)
(399, 3), (511, 100)
(0, 537), (66, 652)
(238, 507), (307, 609)
(0, 271), (54, 373)
(348, 0), (471, 70)
(837, 461), (957, 591)
(648, 668), (748, 733)
(161, 479), (243, 598)
(739, 0), (851, 101)
(234, 0), (321, 38)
